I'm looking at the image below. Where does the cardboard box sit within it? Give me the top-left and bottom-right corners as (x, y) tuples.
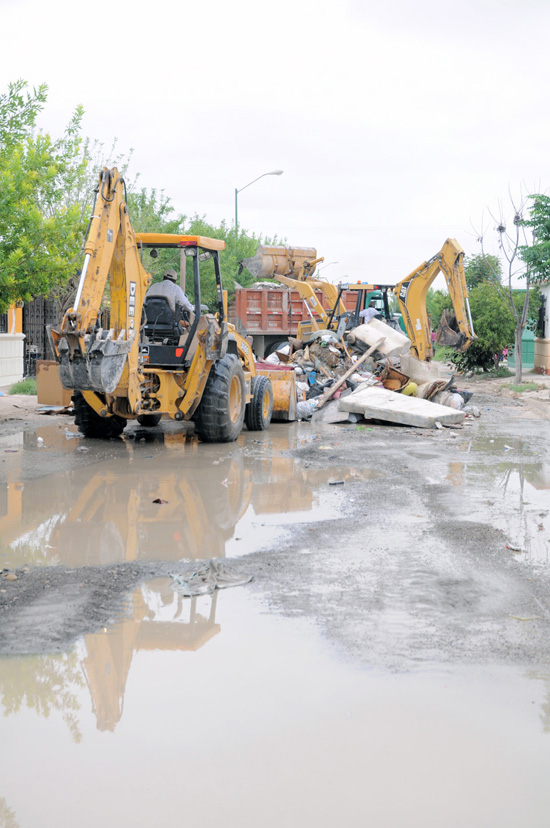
(36, 360), (73, 407)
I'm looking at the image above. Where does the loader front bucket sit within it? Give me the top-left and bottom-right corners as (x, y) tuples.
(58, 330), (135, 394)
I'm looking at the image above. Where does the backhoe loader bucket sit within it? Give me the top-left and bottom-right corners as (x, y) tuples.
(435, 310), (466, 351)
(58, 330), (135, 394)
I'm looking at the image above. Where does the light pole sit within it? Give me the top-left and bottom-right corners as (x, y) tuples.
(235, 170), (283, 236)
(318, 261), (339, 272)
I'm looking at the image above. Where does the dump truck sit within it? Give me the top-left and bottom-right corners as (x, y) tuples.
(234, 246), (397, 355)
(49, 167), (273, 441)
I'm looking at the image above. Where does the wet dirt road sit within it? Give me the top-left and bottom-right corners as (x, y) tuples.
(1, 394), (550, 827)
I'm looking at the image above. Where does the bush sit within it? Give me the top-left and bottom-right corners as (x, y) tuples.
(9, 377), (37, 395)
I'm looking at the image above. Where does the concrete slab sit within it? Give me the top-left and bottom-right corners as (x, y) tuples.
(339, 386), (465, 428)
(311, 400), (360, 424)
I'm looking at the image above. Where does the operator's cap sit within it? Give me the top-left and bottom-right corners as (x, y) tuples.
(164, 269), (178, 282)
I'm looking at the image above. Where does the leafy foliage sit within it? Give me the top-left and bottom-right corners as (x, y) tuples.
(450, 282), (516, 371)
(519, 193), (550, 285)
(0, 81), (87, 313)
(464, 253), (502, 290)
(425, 288), (452, 326)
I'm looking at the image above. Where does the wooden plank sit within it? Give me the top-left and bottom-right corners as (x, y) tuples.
(316, 338), (384, 410)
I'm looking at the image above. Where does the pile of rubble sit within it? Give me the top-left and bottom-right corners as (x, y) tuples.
(262, 318), (479, 429)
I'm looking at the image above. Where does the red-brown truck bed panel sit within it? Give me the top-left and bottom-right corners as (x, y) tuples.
(230, 288), (357, 335)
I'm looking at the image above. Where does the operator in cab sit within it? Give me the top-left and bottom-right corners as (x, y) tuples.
(145, 269), (195, 316)
(359, 300), (383, 324)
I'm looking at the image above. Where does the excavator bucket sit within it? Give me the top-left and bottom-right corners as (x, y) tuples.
(58, 330), (135, 394)
(435, 310), (467, 351)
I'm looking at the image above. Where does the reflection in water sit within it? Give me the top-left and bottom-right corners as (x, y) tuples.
(0, 650), (84, 743)
(445, 454), (550, 563)
(0, 425), (376, 568)
(81, 579), (219, 731)
(0, 578), (221, 735)
(0, 797), (19, 828)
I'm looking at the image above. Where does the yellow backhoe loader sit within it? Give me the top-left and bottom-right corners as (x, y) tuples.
(49, 168), (273, 441)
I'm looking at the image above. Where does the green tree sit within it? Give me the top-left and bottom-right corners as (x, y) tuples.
(520, 194), (550, 297)
(425, 288), (452, 328)
(464, 253), (502, 291)
(451, 281), (516, 372)
(0, 80), (87, 313)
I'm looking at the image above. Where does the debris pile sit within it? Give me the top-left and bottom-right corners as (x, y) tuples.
(263, 321), (477, 429)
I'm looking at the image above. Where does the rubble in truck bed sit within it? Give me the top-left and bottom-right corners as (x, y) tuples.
(260, 320), (480, 429)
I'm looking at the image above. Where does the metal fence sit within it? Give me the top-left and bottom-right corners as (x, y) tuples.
(23, 297), (64, 376)
(0, 313), (8, 334)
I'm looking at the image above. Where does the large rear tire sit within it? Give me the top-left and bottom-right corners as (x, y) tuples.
(137, 413), (162, 427)
(73, 392), (126, 439)
(245, 375), (273, 431)
(193, 354), (246, 443)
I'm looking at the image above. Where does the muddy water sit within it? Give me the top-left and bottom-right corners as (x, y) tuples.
(440, 429), (550, 562)
(0, 423), (378, 568)
(1, 585), (550, 827)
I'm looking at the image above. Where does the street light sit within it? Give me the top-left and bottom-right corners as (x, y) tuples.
(318, 261), (339, 272)
(234, 170), (283, 236)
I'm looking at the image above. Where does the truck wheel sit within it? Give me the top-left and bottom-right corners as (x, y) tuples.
(73, 392), (126, 439)
(137, 413), (162, 427)
(245, 375), (273, 431)
(193, 354), (246, 443)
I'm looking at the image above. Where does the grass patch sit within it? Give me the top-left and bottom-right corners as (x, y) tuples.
(9, 377), (37, 395)
(506, 382), (539, 393)
(484, 367), (514, 378)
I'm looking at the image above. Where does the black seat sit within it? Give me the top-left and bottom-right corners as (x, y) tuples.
(143, 296), (187, 345)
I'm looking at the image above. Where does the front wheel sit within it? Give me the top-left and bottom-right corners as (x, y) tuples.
(73, 392), (126, 439)
(245, 375), (273, 431)
(193, 354), (246, 443)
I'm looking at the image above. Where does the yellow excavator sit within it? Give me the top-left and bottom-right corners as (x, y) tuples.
(392, 238), (476, 361)
(49, 168), (273, 440)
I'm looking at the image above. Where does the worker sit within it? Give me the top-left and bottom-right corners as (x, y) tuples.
(359, 300), (382, 324)
(145, 269), (195, 315)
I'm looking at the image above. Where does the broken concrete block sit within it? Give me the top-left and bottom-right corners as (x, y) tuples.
(311, 399), (360, 424)
(400, 354), (450, 383)
(339, 386), (465, 428)
(350, 319), (411, 358)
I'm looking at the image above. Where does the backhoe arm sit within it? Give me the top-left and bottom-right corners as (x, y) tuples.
(393, 238), (476, 360)
(50, 168), (152, 399)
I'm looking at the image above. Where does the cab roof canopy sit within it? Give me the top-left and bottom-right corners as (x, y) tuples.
(135, 233), (226, 252)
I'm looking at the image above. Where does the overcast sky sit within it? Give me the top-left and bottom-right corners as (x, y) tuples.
(2, 0), (549, 288)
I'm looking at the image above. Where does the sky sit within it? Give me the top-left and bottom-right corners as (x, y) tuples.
(1, 0), (549, 289)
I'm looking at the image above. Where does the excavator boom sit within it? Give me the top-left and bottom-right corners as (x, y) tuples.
(393, 238), (476, 361)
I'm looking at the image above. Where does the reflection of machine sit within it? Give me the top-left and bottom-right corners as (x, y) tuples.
(82, 581), (220, 731)
(51, 453), (252, 566)
(49, 168), (272, 441)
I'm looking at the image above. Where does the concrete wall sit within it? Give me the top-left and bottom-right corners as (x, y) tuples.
(0, 333), (25, 386)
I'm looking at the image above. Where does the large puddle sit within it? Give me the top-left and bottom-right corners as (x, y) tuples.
(1, 586), (550, 827)
(0, 423), (380, 568)
(2, 419), (550, 825)
(441, 431), (550, 562)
